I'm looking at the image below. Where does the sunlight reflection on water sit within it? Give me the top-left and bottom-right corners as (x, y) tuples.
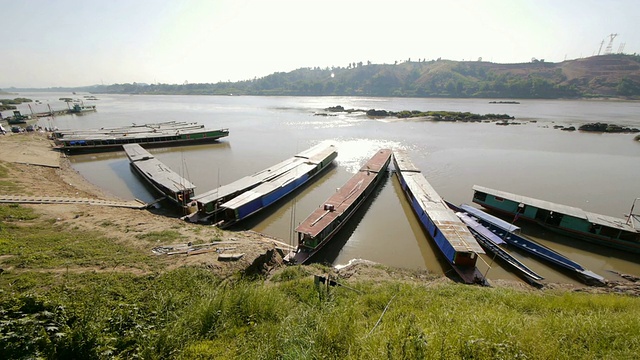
(332, 138), (405, 173)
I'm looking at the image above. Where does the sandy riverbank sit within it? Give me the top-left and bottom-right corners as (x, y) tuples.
(0, 131), (290, 277)
(0, 131), (638, 295)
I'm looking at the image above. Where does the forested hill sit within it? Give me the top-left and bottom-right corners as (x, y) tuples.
(37, 54), (640, 99)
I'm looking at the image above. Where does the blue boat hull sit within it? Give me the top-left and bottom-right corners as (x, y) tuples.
(395, 170), (484, 284)
(459, 204), (605, 286)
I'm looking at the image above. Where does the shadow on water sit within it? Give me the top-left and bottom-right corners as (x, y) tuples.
(224, 162), (338, 231)
(305, 172), (392, 265)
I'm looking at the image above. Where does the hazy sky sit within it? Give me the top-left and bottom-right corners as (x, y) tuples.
(2, 0), (638, 88)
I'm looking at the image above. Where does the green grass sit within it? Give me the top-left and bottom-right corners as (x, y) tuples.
(0, 163), (23, 193)
(3, 272), (638, 359)
(0, 208), (152, 272)
(0, 163), (11, 178)
(0, 204), (639, 359)
(135, 230), (186, 243)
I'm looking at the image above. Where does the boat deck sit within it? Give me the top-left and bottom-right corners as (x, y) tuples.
(395, 151), (485, 255)
(123, 144), (195, 194)
(296, 149), (392, 238)
(473, 185), (638, 233)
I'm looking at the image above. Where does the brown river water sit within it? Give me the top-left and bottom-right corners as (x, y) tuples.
(12, 93), (640, 285)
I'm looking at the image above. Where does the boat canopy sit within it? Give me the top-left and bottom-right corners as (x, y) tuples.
(460, 203), (521, 233)
(473, 185), (639, 233)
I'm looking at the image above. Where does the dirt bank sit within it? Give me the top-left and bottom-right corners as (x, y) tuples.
(0, 131), (290, 277)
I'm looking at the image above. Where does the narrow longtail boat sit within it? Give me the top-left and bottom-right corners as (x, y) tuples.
(458, 202), (606, 286)
(53, 121), (229, 153)
(393, 151), (487, 285)
(445, 201), (544, 286)
(123, 143), (195, 211)
(214, 142), (337, 228)
(285, 149), (393, 264)
(186, 142), (336, 224)
(472, 185), (640, 254)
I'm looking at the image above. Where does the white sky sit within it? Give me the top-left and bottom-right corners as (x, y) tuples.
(1, 0), (638, 88)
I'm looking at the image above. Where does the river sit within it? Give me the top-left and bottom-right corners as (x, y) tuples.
(10, 93), (640, 284)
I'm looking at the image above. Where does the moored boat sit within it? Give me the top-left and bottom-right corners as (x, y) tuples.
(7, 110), (29, 124)
(458, 202), (606, 285)
(446, 201), (544, 286)
(393, 151), (486, 285)
(472, 185), (640, 254)
(123, 143), (195, 210)
(285, 149), (393, 264)
(212, 142), (338, 228)
(52, 122), (229, 153)
(68, 103), (97, 113)
(185, 144), (329, 224)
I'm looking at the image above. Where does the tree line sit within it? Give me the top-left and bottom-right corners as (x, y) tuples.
(26, 54), (640, 99)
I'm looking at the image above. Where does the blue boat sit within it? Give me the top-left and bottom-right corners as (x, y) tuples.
(215, 142), (337, 228)
(458, 203), (606, 286)
(446, 201), (544, 286)
(394, 151), (486, 285)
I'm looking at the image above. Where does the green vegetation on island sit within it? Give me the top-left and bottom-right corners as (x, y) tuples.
(1, 203), (640, 359)
(321, 105), (514, 122)
(0, 98), (32, 111)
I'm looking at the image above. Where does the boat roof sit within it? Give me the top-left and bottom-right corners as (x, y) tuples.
(58, 127), (224, 142)
(473, 185), (639, 233)
(296, 141), (338, 164)
(396, 152), (485, 254)
(222, 162), (319, 210)
(194, 141), (337, 205)
(54, 121), (229, 143)
(123, 144), (195, 192)
(296, 149), (392, 237)
(393, 150), (421, 172)
(55, 121), (202, 136)
(460, 203), (521, 233)
(455, 211), (506, 245)
(123, 143), (154, 162)
(194, 157), (304, 203)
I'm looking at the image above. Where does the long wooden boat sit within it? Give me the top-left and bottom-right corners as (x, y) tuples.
(472, 185), (640, 254)
(185, 142), (337, 224)
(458, 202), (606, 285)
(393, 151), (486, 285)
(212, 142), (338, 228)
(285, 149), (392, 265)
(52, 122), (229, 153)
(446, 201), (544, 286)
(123, 144), (195, 210)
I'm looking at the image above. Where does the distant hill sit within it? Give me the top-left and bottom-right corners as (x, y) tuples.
(16, 54), (640, 99)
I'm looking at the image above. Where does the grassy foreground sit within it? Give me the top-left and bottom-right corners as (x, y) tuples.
(1, 204), (640, 359)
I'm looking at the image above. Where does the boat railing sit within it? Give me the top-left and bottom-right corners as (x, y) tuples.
(626, 198), (640, 229)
